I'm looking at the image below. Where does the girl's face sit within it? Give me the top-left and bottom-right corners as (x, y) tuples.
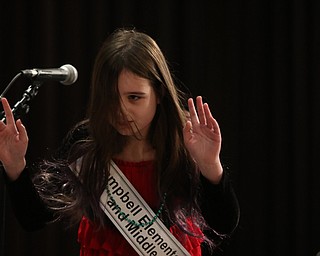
(113, 69), (158, 138)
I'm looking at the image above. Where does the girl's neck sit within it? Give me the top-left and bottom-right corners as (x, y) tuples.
(114, 138), (155, 162)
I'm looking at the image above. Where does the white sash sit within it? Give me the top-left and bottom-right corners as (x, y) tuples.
(72, 159), (191, 256)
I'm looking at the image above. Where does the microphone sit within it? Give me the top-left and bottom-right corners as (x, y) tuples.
(21, 64), (78, 85)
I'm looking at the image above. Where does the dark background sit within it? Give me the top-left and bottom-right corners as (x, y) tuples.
(0, 0), (320, 255)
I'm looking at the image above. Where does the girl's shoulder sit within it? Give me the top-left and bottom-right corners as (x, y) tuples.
(55, 120), (90, 159)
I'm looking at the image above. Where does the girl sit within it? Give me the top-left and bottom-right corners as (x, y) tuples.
(0, 28), (239, 255)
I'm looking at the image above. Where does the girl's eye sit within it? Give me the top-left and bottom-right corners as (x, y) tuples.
(128, 95), (141, 101)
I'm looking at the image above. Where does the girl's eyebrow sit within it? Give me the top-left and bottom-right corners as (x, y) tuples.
(123, 92), (147, 95)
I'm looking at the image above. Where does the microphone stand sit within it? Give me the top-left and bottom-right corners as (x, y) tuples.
(0, 80), (43, 256)
(1, 80), (43, 122)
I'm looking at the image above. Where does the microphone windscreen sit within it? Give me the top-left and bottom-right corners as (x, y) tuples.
(60, 64), (78, 85)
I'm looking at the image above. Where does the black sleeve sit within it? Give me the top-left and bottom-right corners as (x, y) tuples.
(200, 170), (240, 236)
(4, 167), (54, 231)
(199, 170), (240, 255)
(3, 122), (90, 232)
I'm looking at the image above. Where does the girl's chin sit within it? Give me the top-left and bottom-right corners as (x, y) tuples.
(116, 128), (148, 139)
(116, 128), (132, 136)
(114, 124), (149, 138)
(116, 127), (137, 136)
(117, 131), (134, 136)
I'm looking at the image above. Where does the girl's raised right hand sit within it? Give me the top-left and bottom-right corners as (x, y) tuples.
(0, 98), (28, 181)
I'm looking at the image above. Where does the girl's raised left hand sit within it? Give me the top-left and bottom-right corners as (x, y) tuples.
(183, 96), (223, 184)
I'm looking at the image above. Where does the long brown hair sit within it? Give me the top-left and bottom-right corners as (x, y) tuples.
(34, 28), (214, 246)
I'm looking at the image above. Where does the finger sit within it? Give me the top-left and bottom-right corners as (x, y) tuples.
(0, 120), (5, 130)
(16, 119), (28, 143)
(204, 103), (221, 134)
(183, 120), (193, 142)
(183, 120), (193, 132)
(188, 98), (199, 125)
(203, 103), (213, 130)
(196, 96), (206, 125)
(1, 98), (17, 129)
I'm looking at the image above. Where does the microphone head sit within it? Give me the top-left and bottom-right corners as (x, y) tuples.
(60, 64), (78, 85)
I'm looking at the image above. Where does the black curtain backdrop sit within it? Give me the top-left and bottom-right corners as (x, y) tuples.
(0, 0), (320, 255)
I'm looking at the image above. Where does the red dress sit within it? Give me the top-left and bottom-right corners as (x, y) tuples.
(78, 160), (203, 256)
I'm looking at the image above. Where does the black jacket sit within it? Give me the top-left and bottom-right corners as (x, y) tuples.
(4, 125), (240, 254)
